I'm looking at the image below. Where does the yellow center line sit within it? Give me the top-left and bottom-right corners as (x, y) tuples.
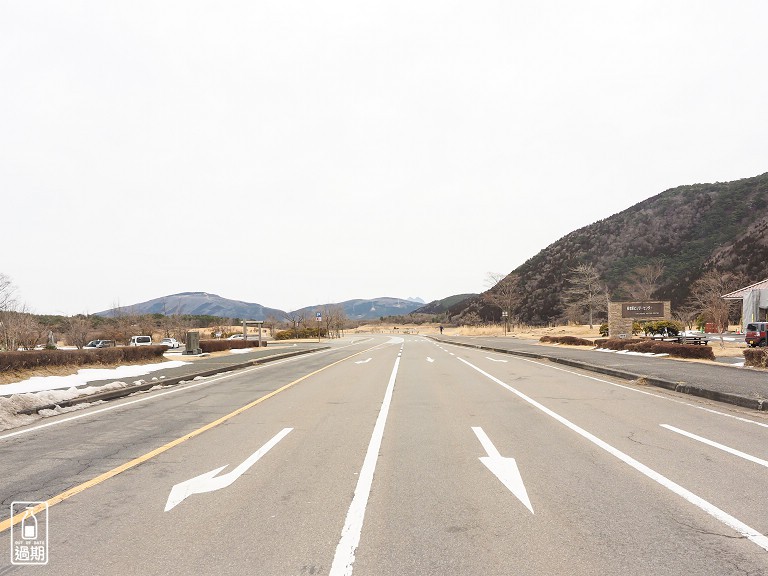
(0, 342), (387, 534)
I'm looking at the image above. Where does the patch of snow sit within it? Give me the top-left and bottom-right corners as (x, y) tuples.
(0, 360), (190, 396)
(0, 382), (128, 431)
(230, 348), (255, 355)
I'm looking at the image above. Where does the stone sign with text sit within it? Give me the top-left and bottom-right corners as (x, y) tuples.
(620, 302), (666, 319)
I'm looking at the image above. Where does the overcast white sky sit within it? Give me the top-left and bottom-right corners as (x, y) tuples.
(2, 1), (767, 316)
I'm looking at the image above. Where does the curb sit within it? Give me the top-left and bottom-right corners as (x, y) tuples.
(428, 337), (766, 411)
(17, 346), (331, 415)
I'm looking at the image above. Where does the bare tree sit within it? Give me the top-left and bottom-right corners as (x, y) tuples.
(672, 304), (699, 331)
(563, 263), (606, 329)
(3, 306), (47, 350)
(621, 260), (665, 300)
(284, 311), (307, 339)
(66, 316), (93, 349)
(169, 315), (193, 343)
(458, 311), (483, 326)
(323, 305), (347, 338)
(0, 273), (16, 312)
(686, 270), (742, 345)
(265, 315), (280, 338)
(484, 272), (520, 329)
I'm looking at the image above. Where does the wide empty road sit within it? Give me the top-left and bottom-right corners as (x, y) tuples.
(1, 335), (767, 575)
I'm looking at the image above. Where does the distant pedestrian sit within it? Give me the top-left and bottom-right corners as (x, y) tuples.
(439, 325), (444, 334)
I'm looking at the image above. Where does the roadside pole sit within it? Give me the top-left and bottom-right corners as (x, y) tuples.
(316, 312), (322, 343)
(502, 311), (508, 337)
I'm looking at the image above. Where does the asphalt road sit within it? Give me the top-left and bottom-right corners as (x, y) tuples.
(433, 334), (768, 404)
(1, 335), (767, 575)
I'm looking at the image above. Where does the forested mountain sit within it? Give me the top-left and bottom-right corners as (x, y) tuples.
(451, 172), (768, 324)
(412, 294), (477, 315)
(96, 292), (286, 321)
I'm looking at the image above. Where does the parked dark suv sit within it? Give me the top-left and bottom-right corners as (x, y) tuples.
(745, 322), (768, 347)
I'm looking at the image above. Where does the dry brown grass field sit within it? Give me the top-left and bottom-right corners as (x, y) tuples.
(351, 322), (748, 360)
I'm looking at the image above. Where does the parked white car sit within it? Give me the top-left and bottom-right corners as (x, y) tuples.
(161, 337), (181, 349)
(129, 335), (153, 346)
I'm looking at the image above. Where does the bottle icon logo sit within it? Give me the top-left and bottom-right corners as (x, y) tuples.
(11, 501), (48, 565)
(21, 508), (38, 540)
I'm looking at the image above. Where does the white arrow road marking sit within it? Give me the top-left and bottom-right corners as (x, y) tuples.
(426, 357), (435, 363)
(164, 428), (293, 512)
(661, 425), (768, 468)
(486, 357), (508, 363)
(459, 357), (768, 552)
(472, 427), (533, 514)
(355, 358), (372, 364)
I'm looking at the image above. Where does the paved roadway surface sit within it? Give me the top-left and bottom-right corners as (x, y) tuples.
(432, 334), (768, 404)
(1, 335), (767, 575)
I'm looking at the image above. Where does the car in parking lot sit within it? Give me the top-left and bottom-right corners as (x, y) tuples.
(84, 340), (115, 348)
(745, 322), (768, 347)
(129, 336), (153, 346)
(161, 337), (181, 349)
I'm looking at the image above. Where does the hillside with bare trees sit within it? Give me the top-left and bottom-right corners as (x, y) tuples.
(450, 171), (768, 325)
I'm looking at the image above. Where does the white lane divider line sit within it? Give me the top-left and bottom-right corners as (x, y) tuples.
(427, 357), (435, 363)
(458, 357), (768, 553)
(472, 427), (533, 514)
(355, 358), (372, 364)
(661, 425), (768, 469)
(330, 346), (402, 576)
(486, 357), (508, 363)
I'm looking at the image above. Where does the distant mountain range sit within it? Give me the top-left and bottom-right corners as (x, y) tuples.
(287, 297), (423, 320)
(95, 292), (424, 321)
(449, 171), (768, 324)
(96, 292), (286, 321)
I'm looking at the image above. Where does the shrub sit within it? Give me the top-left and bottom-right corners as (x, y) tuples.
(275, 327), (326, 340)
(0, 346), (166, 373)
(625, 341), (715, 360)
(744, 348), (768, 368)
(539, 336), (594, 346)
(595, 338), (645, 351)
(638, 320), (684, 336)
(599, 323), (609, 337)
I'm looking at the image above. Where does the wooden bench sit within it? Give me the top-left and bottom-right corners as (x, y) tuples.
(676, 335), (708, 345)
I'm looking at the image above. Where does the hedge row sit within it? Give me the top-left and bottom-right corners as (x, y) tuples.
(593, 338), (645, 350)
(627, 341), (715, 360)
(0, 346), (167, 372)
(199, 339), (265, 353)
(744, 348), (768, 368)
(275, 328), (326, 340)
(594, 339), (714, 360)
(539, 336), (594, 346)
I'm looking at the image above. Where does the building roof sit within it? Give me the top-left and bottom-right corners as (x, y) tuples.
(722, 277), (768, 299)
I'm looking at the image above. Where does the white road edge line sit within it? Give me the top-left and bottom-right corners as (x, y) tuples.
(661, 424), (768, 469)
(329, 345), (403, 576)
(0, 339), (376, 442)
(490, 350), (768, 430)
(457, 357), (768, 552)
